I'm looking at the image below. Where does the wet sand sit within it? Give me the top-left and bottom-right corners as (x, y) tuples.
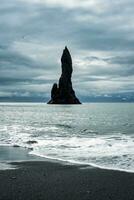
(0, 160), (134, 200)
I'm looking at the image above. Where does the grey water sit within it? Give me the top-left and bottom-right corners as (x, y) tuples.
(0, 103), (134, 172)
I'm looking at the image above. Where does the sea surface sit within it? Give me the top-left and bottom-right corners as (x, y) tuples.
(0, 103), (134, 172)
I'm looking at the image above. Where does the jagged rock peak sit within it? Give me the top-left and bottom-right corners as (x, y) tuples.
(47, 47), (81, 104)
(61, 46), (72, 67)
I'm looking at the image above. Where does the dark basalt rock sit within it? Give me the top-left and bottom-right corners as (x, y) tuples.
(48, 47), (81, 104)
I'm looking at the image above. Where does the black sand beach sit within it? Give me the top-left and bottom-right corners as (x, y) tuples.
(0, 160), (134, 200)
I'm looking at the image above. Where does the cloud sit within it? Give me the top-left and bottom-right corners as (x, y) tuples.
(0, 0), (134, 101)
(19, 0), (104, 11)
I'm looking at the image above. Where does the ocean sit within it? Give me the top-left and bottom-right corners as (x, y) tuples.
(0, 103), (134, 172)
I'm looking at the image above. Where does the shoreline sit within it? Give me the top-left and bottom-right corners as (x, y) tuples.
(0, 160), (134, 200)
(0, 146), (134, 199)
(0, 145), (134, 174)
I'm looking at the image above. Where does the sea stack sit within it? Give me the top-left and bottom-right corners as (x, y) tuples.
(47, 47), (81, 104)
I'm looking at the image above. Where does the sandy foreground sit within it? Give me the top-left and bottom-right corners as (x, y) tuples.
(0, 159), (134, 200)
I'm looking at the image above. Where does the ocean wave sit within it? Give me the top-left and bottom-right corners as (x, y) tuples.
(0, 103), (134, 173)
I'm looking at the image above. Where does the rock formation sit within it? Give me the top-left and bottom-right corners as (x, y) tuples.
(47, 47), (81, 104)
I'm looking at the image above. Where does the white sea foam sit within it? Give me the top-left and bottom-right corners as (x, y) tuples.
(0, 103), (134, 172)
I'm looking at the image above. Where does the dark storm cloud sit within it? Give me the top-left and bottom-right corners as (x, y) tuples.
(0, 0), (134, 101)
(0, 49), (35, 68)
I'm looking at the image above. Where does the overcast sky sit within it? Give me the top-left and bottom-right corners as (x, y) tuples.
(0, 0), (134, 102)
